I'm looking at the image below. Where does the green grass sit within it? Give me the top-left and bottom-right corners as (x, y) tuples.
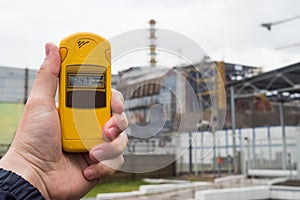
(0, 103), (24, 143)
(0, 102), (24, 156)
(84, 180), (157, 198)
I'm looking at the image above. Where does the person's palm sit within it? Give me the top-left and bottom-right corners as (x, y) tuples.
(16, 94), (92, 199)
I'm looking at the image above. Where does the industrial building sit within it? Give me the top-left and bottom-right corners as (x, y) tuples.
(113, 61), (263, 154)
(1, 61), (299, 176)
(115, 61), (263, 133)
(114, 61), (300, 175)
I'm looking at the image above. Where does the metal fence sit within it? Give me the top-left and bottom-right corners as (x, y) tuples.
(124, 126), (299, 176)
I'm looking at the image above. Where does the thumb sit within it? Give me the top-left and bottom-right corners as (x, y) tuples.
(28, 42), (61, 102)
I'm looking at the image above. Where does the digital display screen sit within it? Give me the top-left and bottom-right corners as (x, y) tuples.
(68, 75), (104, 88)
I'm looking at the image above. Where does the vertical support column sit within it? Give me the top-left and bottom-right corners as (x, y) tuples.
(230, 86), (237, 173)
(279, 102), (287, 170)
(244, 137), (251, 176)
(252, 128), (256, 168)
(200, 130), (204, 175)
(296, 136), (300, 178)
(212, 131), (216, 175)
(225, 129), (231, 174)
(189, 132), (193, 173)
(239, 128), (245, 176)
(225, 129), (229, 157)
(194, 133), (198, 176)
(238, 128), (242, 150)
(267, 126), (272, 160)
(24, 68), (28, 104)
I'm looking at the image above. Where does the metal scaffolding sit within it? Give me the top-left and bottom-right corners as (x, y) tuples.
(227, 61), (300, 172)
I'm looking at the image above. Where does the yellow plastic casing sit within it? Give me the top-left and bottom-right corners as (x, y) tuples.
(59, 32), (111, 152)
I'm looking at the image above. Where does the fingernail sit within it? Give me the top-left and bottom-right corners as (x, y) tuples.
(45, 44), (51, 57)
(93, 150), (104, 161)
(84, 168), (94, 180)
(108, 127), (118, 140)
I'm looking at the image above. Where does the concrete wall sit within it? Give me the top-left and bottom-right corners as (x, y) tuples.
(195, 185), (300, 200)
(102, 154), (176, 182)
(195, 186), (270, 200)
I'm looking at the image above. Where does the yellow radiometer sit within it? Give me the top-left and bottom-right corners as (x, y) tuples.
(59, 32), (111, 152)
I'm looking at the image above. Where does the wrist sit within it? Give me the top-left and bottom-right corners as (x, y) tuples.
(0, 150), (49, 199)
(0, 168), (45, 200)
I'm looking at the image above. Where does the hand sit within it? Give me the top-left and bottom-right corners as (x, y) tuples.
(0, 42), (128, 199)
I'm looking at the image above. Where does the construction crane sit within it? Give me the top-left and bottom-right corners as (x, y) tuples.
(275, 42), (300, 50)
(261, 15), (300, 50)
(261, 15), (300, 31)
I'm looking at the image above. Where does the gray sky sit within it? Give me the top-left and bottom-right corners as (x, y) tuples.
(0, 0), (300, 74)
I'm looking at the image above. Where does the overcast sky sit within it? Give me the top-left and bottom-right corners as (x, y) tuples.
(0, 0), (300, 74)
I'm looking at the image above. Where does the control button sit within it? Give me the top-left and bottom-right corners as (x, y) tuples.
(59, 47), (68, 63)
